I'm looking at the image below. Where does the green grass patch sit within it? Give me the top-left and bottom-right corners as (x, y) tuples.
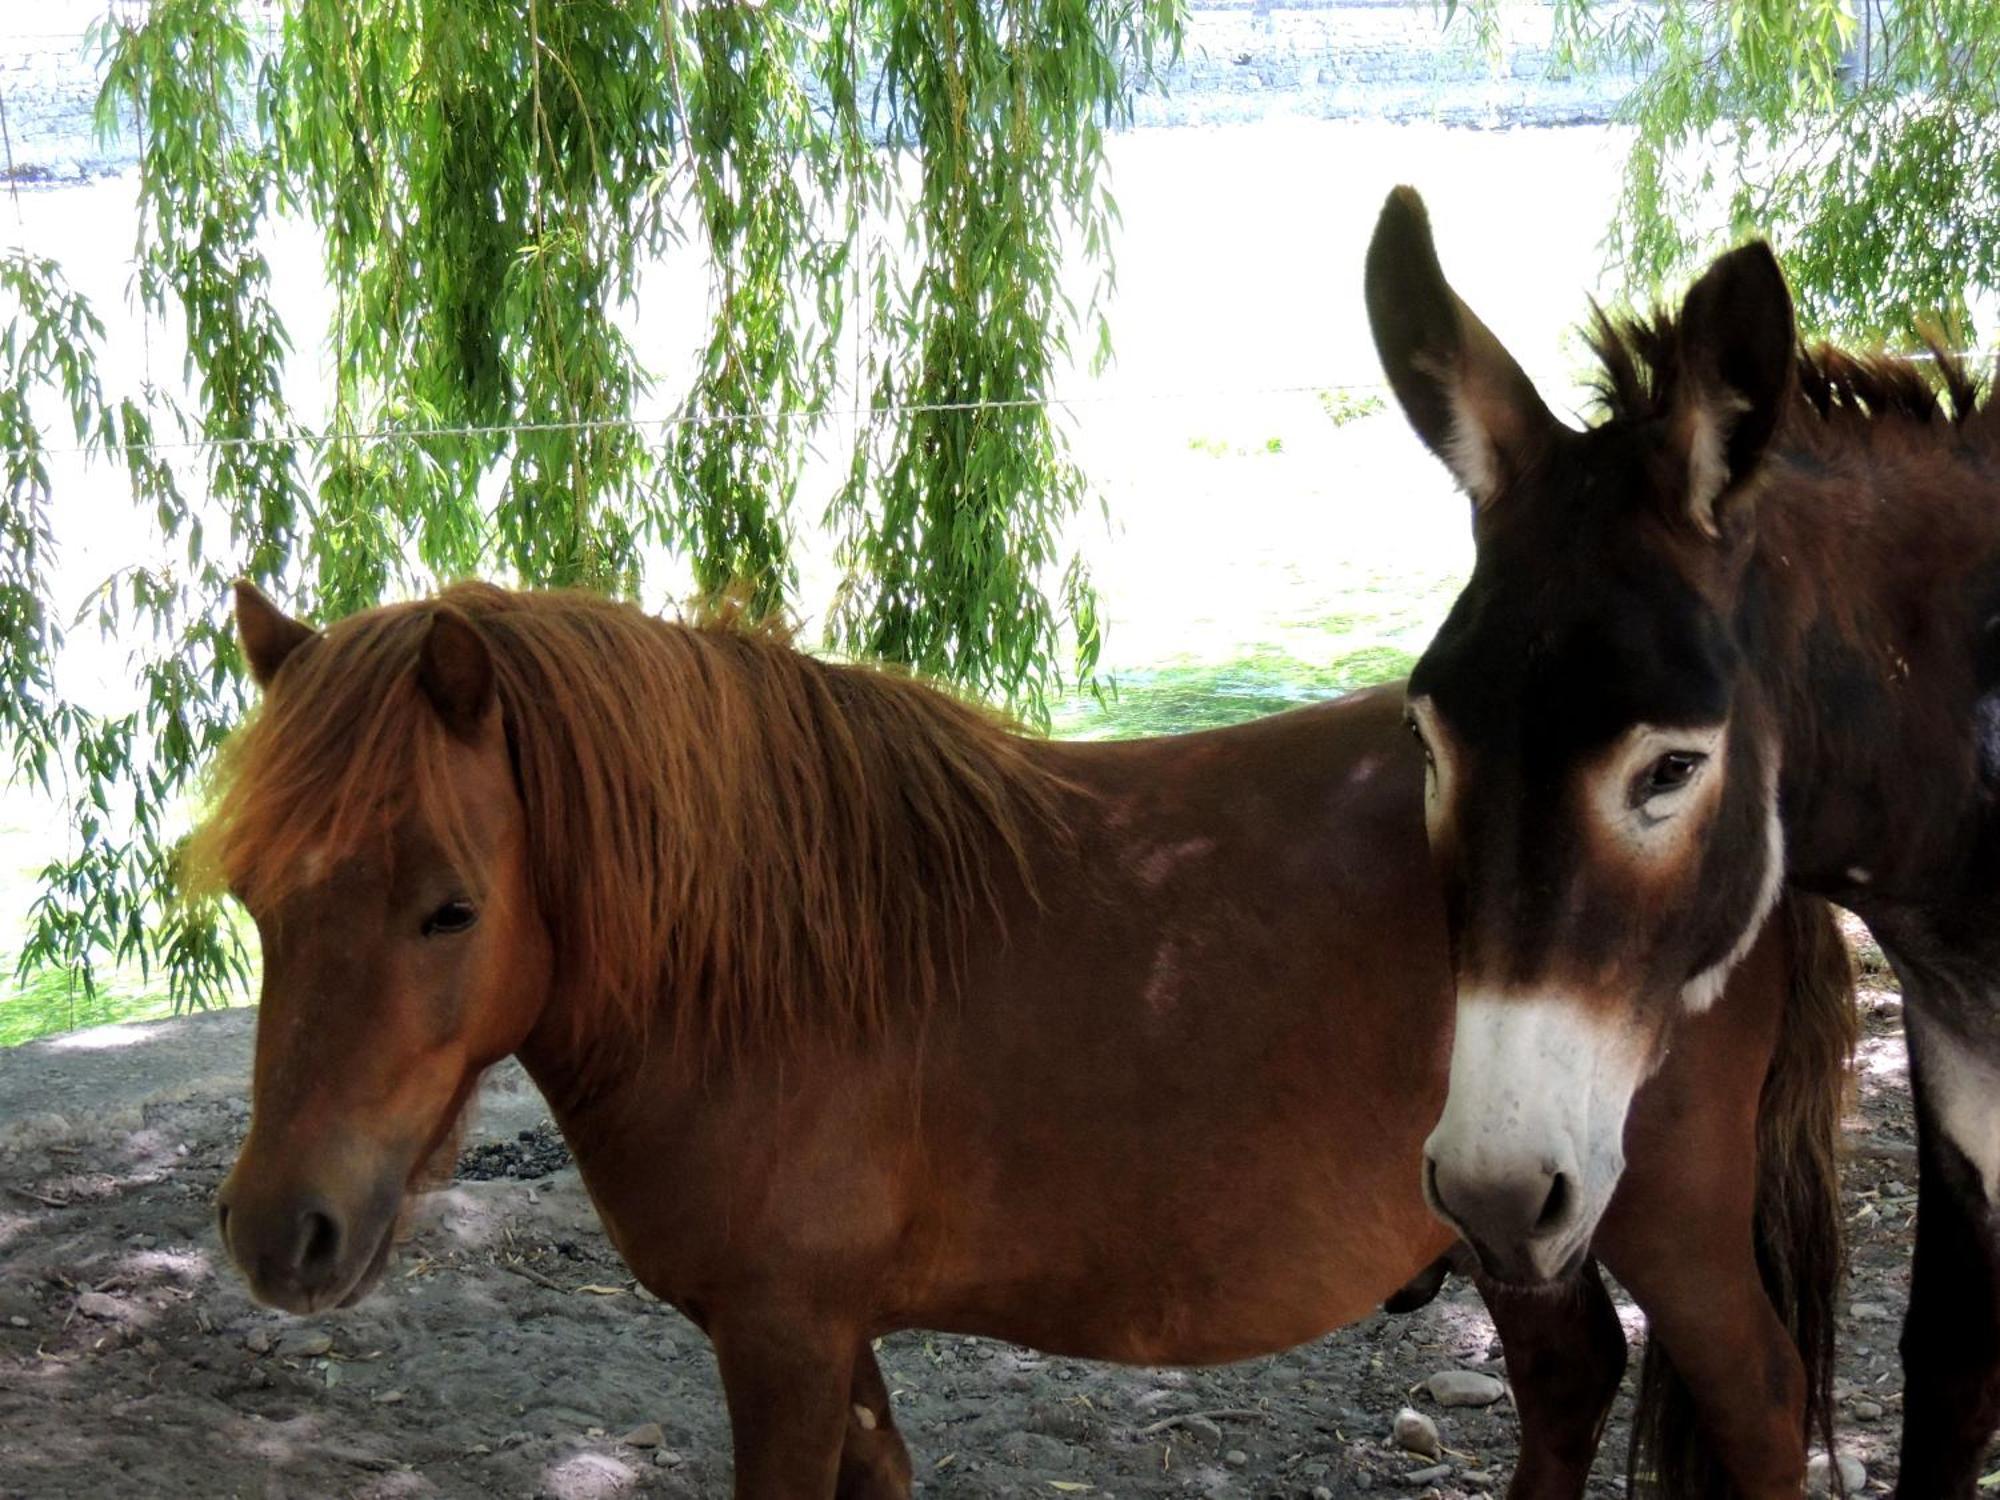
(1056, 640), (1414, 741)
(0, 963), (193, 1049)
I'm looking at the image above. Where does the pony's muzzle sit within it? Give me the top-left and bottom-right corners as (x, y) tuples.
(216, 1165), (398, 1315)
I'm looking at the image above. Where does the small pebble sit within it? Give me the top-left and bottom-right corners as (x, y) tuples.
(1425, 1369), (1505, 1407)
(1391, 1406), (1441, 1459)
(76, 1291), (122, 1321)
(1224, 1448), (1249, 1467)
(1171, 1412), (1222, 1444)
(7, 1316), (28, 1329)
(1848, 1301), (1893, 1322)
(653, 1449), (686, 1469)
(1311, 1488), (1335, 1500)
(621, 1422), (663, 1448)
(1806, 1451), (1866, 1495)
(1402, 1463), (1451, 1486)
(1850, 1398), (1884, 1422)
(374, 1390), (406, 1406)
(277, 1330), (332, 1358)
(1461, 1471), (1496, 1490)
(243, 1327), (272, 1354)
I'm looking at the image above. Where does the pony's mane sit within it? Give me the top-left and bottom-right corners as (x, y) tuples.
(1585, 306), (2000, 455)
(188, 583), (1072, 1070)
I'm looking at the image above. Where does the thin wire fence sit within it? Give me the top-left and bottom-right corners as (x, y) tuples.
(21, 343), (1995, 462)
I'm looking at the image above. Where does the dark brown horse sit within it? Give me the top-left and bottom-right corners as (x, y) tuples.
(1364, 185), (1992, 1496)
(198, 580), (1849, 1497)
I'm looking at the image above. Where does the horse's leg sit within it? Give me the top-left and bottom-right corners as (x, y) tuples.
(838, 1340), (913, 1500)
(1598, 1163), (1807, 1500)
(711, 1312), (857, 1499)
(1896, 1006), (2000, 1498)
(1481, 1260), (1627, 1500)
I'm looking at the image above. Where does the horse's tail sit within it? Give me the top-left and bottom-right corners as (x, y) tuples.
(1630, 891), (1856, 1497)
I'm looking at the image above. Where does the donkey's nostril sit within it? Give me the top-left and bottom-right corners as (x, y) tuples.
(1534, 1171), (1573, 1235)
(293, 1206), (344, 1280)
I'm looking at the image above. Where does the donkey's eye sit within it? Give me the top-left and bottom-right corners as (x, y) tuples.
(420, 898), (478, 937)
(1638, 751), (1706, 803)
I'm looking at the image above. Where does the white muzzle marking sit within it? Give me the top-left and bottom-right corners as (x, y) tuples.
(1424, 995), (1649, 1280)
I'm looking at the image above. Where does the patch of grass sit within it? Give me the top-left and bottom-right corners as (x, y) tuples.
(1318, 389), (1386, 427)
(0, 963), (190, 1050)
(1055, 641), (1414, 741)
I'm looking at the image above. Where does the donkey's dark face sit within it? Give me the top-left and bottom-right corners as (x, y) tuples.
(1366, 188), (1797, 1283)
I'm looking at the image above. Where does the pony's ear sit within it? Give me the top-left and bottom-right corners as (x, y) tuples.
(1365, 186), (1561, 509)
(417, 606), (496, 742)
(1670, 240), (1795, 538)
(233, 580), (316, 689)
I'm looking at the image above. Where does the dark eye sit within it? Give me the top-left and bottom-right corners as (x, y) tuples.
(1638, 751), (1706, 802)
(421, 898), (478, 937)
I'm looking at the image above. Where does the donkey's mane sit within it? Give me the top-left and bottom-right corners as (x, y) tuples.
(1586, 307), (2000, 454)
(189, 582), (1071, 1069)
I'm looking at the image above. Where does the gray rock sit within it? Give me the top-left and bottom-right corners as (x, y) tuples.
(1848, 1301), (1894, 1322)
(1391, 1406), (1441, 1459)
(1850, 1398), (1884, 1422)
(1425, 1369), (1506, 1407)
(1224, 1448), (1249, 1467)
(75, 1291), (122, 1320)
(1402, 1464), (1451, 1486)
(277, 1329), (332, 1358)
(1311, 1489), (1335, 1500)
(1806, 1451), (1866, 1495)
(243, 1327), (272, 1354)
(620, 1422), (662, 1448)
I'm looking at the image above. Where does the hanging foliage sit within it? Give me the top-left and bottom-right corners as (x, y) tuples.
(0, 0), (1180, 1010)
(1502, 0), (2000, 339)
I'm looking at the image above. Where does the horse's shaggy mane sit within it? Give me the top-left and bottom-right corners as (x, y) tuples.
(1585, 306), (2000, 453)
(187, 582), (1071, 1069)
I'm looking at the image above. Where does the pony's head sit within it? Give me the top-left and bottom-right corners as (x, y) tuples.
(204, 583), (551, 1313)
(1364, 187), (1796, 1283)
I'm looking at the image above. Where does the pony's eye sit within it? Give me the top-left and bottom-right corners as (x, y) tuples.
(1638, 751), (1706, 802)
(420, 898), (478, 938)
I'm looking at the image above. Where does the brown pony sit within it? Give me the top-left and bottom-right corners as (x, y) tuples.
(199, 580), (1850, 1498)
(1362, 184), (1996, 1496)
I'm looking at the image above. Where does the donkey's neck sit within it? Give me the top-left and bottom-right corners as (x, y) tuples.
(1746, 446), (2000, 923)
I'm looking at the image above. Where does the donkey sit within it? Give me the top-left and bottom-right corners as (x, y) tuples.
(1366, 183), (1996, 1495)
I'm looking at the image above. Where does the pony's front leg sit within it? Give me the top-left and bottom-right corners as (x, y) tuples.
(1896, 1010), (2000, 1498)
(712, 1313), (860, 1499)
(1482, 1260), (1627, 1500)
(838, 1340), (913, 1499)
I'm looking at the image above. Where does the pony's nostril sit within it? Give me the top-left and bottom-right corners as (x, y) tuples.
(293, 1206), (343, 1279)
(1534, 1170), (1573, 1235)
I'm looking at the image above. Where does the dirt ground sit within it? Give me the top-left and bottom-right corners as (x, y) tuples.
(0, 920), (1929, 1499)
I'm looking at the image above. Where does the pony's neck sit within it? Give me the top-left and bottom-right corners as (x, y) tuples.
(1746, 446), (2000, 913)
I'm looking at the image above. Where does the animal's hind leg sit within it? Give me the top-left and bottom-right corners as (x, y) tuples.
(1483, 1260), (1627, 1500)
(1895, 1014), (2000, 1498)
(838, 1340), (913, 1500)
(711, 1312), (856, 1499)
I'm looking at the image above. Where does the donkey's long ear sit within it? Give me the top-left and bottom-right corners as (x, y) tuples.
(233, 580), (316, 689)
(417, 606), (496, 742)
(1670, 240), (1795, 538)
(1365, 186), (1561, 509)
